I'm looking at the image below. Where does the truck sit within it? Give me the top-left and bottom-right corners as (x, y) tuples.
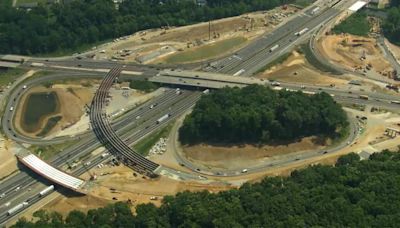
(203, 89), (210, 94)
(30, 62), (44, 67)
(156, 114), (171, 124)
(233, 69), (245, 76)
(269, 44), (280, 53)
(295, 28), (309, 36)
(7, 202), (28, 216)
(311, 7), (320, 15)
(271, 81), (281, 86)
(359, 95), (369, 100)
(391, 100), (400, 105)
(39, 185), (54, 197)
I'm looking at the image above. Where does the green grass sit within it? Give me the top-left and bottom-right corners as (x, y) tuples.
(129, 80), (160, 93)
(293, 0), (315, 8)
(16, 0), (46, 4)
(134, 123), (174, 156)
(253, 52), (292, 75)
(30, 140), (78, 161)
(300, 44), (342, 75)
(163, 37), (247, 64)
(332, 12), (371, 36)
(0, 68), (28, 87)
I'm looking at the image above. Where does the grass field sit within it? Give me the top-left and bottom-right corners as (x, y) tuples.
(16, 0), (47, 5)
(293, 0), (315, 8)
(254, 52), (292, 75)
(332, 12), (371, 36)
(30, 140), (78, 161)
(299, 44), (342, 75)
(163, 37), (247, 64)
(134, 123), (174, 156)
(0, 68), (28, 87)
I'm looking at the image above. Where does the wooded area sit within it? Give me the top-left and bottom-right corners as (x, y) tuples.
(0, 0), (293, 55)
(12, 150), (400, 227)
(179, 85), (348, 145)
(383, 1), (400, 45)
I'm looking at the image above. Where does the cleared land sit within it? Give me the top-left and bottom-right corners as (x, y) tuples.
(317, 34), (394, 78)
(95, 6), (298, 64)
(183, 137), (328, 170)
(257, 50), (348, 85)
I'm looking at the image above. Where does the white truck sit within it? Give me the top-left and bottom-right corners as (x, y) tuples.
(39, 185), (54, 197)
(269, 44), (280, 53)
(311, 7), (320, 15)
(295, 28), (309, 36)
(156, 114), (171, 124)
(7, 202), (28, 216)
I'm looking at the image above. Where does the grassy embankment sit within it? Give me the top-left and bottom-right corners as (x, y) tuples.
(29, 140), (79, 161)
(162, 37), (247, 64)
(332, 12), (371, 36)
(134, 123), (174, 156)
(0, 68), (28, 87)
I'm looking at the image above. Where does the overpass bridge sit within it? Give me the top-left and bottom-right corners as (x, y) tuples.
(149, 69), (267, 89)
(17, 153), (86, 194)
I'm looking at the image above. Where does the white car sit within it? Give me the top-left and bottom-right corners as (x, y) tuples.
(22, 85), (27, 89)
(241, 169), (248, 173)
(9, 107), (13, 111)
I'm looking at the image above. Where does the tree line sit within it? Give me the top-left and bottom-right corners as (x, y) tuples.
(179, 85), (349, 145)
(383, 2), (400, 45)
(0, 0), (293, 55)
(12, 149), (400, 227)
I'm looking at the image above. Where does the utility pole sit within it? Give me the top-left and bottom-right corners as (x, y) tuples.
(209, 21), (211, 41)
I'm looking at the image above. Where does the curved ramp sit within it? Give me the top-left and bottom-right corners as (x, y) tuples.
(18, 154), (86, 193)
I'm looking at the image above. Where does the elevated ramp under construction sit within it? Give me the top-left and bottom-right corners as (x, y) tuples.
(18, 153), (86, 194)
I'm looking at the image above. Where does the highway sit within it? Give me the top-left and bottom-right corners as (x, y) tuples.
(204, 0), (358, 76)
(1, 0), (399, 225)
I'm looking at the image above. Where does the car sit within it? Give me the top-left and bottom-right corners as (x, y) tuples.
(150, 196), (158, 200)
(112, 197), (118, 200)
(0, 193), (5, 198)
(241, 169), (248, 173)
(323, 151), (328, 154)
(9, 107), (13, 111)
(22, 85), (27, 89)
(15, 187), (20, 192)
(196, 168), (201, 172)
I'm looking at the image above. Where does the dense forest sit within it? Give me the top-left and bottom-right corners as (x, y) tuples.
(179, 85), (348, 145)
(12, 150), (400, 227)
(383, 0), (400, 44)
(0, 0), (295, 55)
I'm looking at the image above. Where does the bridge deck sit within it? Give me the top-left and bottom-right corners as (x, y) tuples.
(18, 154), (86, 193)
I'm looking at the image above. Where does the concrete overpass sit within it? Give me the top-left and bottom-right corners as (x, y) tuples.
(149, 69), (267, 89)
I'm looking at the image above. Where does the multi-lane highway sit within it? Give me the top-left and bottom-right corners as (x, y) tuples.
(204, 0), (358, 76)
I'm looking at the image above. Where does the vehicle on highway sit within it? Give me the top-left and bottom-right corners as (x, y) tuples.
(203, 89), (210, 94)
(156, 114), (171, 124)
(39, 185), (54, 197)
(391, 100), (400, 105)
(9, 107), (13, 111)
(0, 193), (5, 198)
(295, 28), (309, 36)
(241, 169), (248, 173)
(7, 202), (28, 216)
(359, 95), (369, 100)
(233, 69), (245, 76)
(269, 44), (280, 53)
(14, 187), (20, 192)
(22, 85), (27, 89)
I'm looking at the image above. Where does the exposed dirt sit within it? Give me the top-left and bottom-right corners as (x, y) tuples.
(317, 34), (393, 76)
(0, 138), (18, 179)
(43, 165), (234, 217)
(182, 137), (327, 170)
(95, 6), (298, 63)
(258, 51), (348, 85)
(14, 85), (93, 138)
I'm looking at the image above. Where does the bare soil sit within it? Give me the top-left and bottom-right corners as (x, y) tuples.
(0, 138), (18, 179)
(183, 137), (327, 170)
(98, 6), (298, 63)
(14, 85), (93, 138)
(317, 34), (393, 75)
(258, 51), (348, 85)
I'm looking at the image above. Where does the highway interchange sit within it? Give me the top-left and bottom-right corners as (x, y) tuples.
(1, 0), (400, 225)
